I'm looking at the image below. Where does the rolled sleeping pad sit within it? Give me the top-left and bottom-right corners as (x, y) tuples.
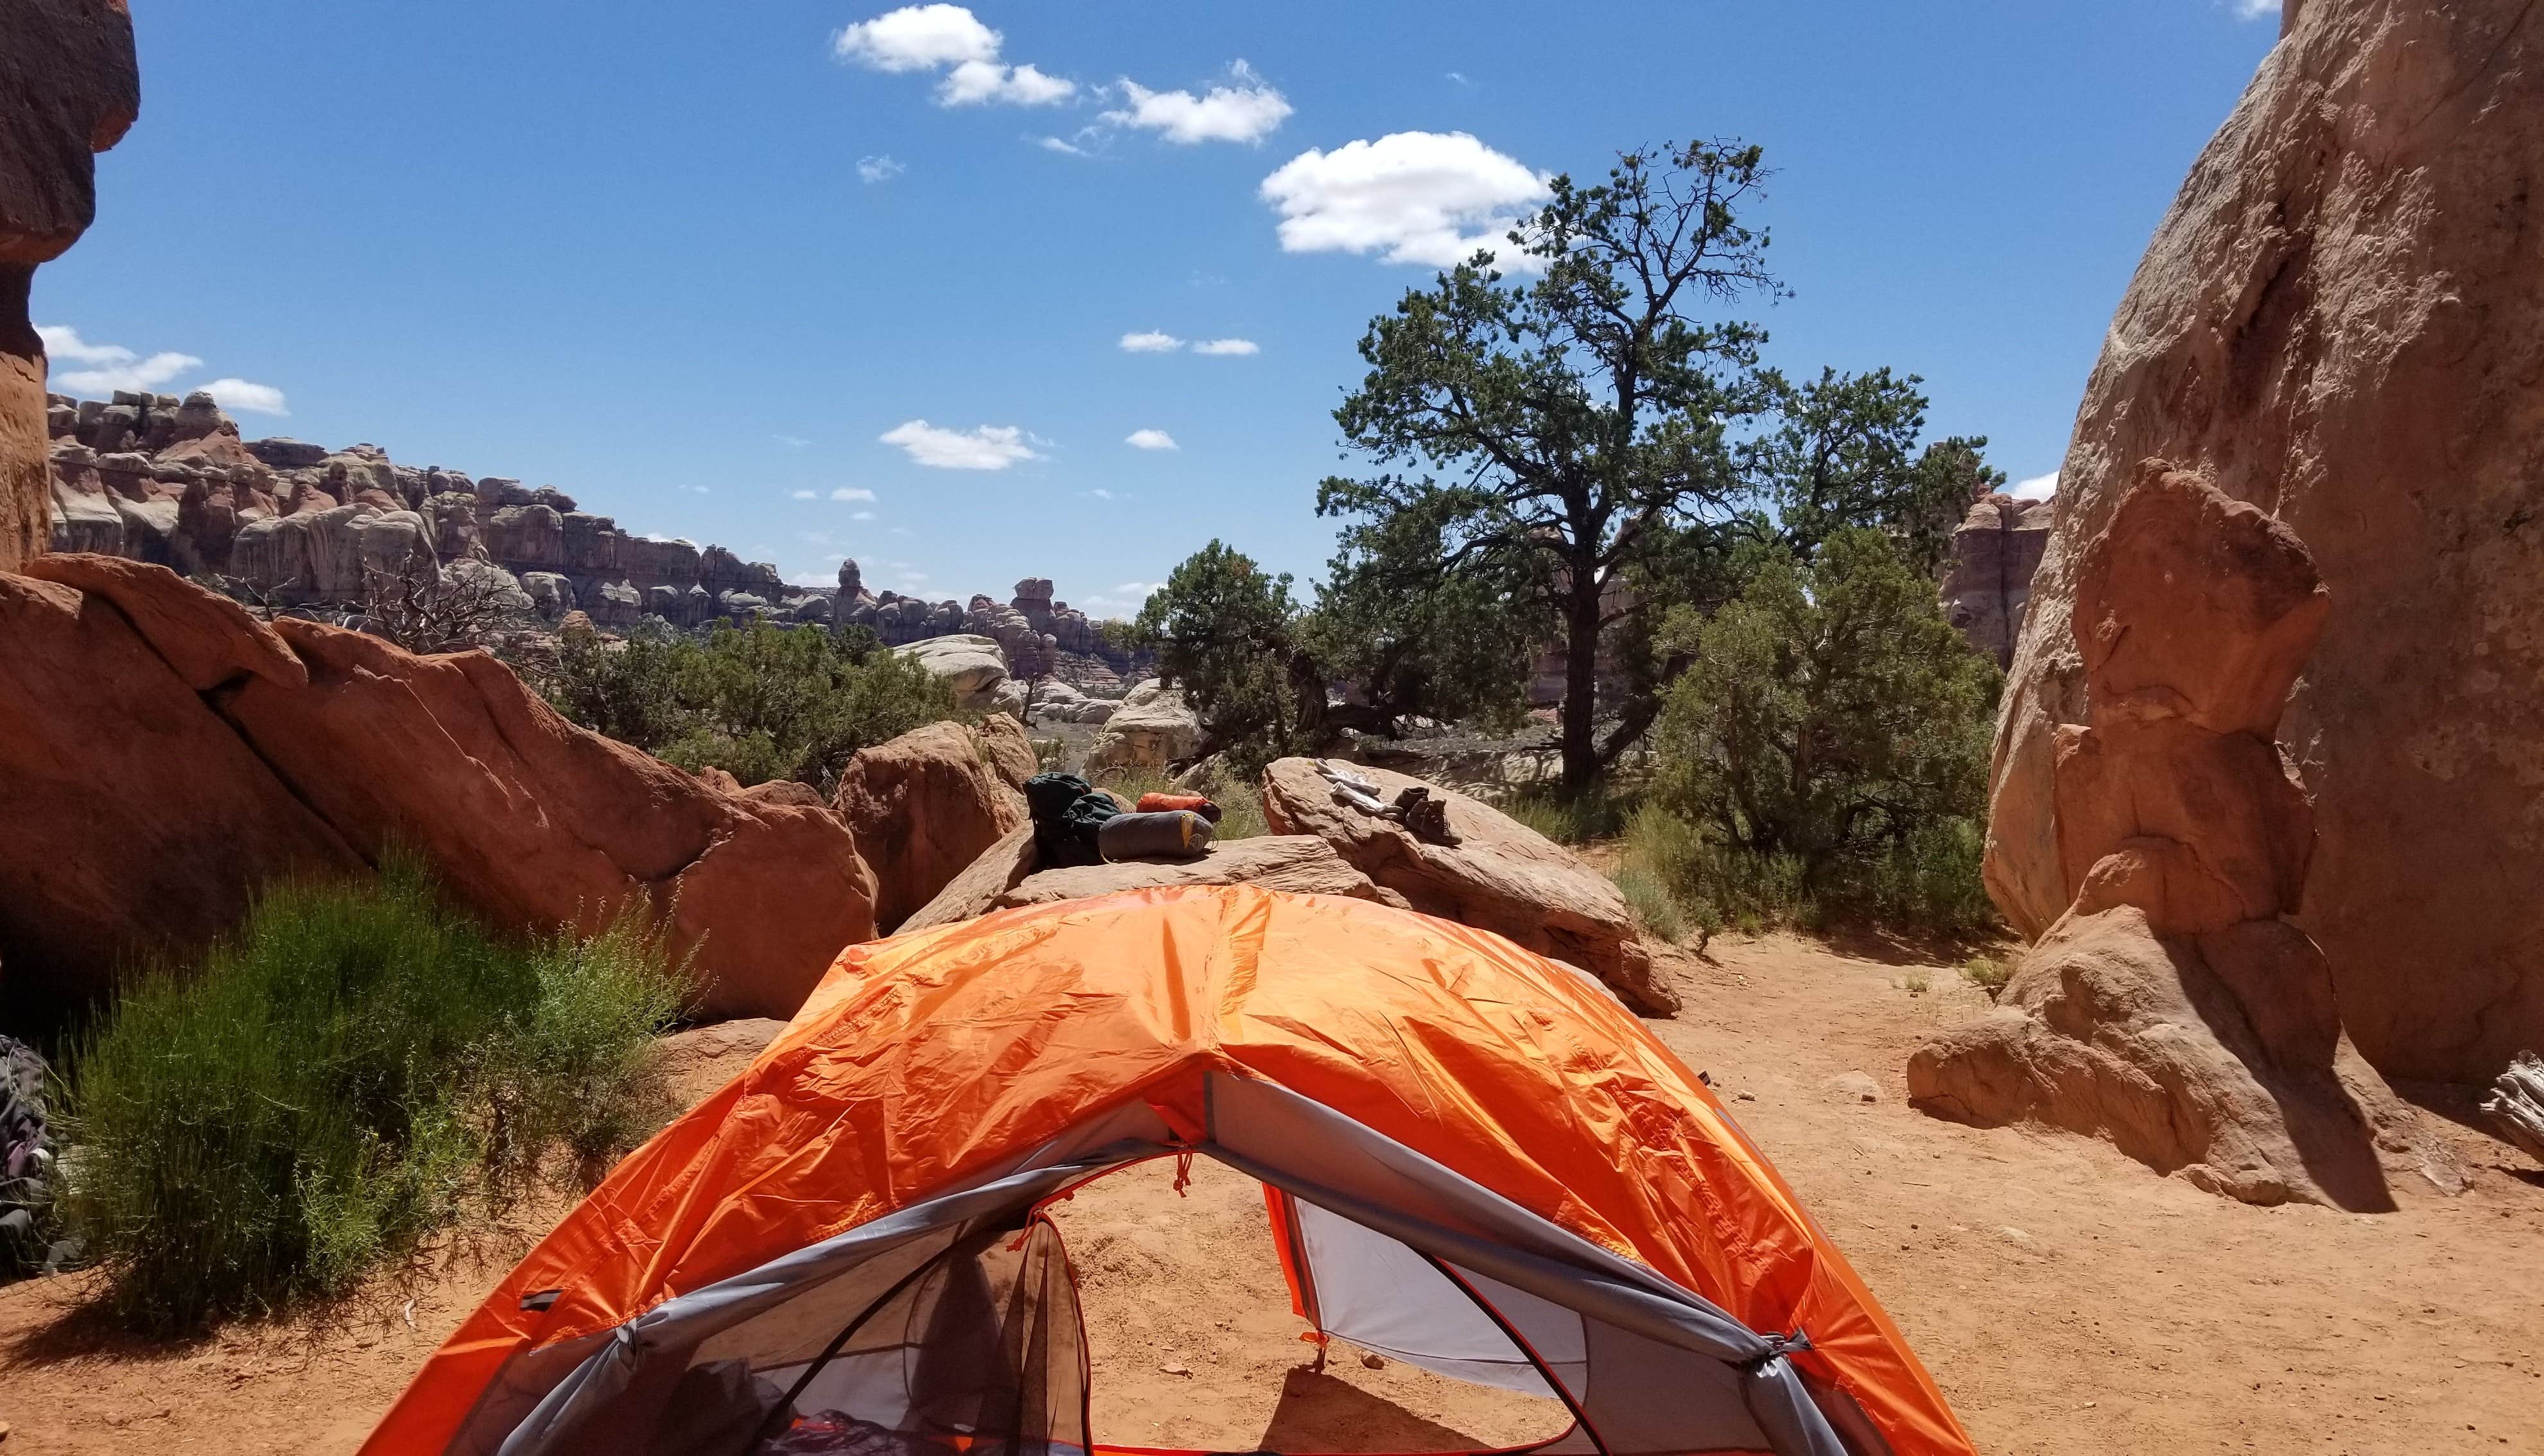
(1097, 810), (1215, 862)
(1135, 792), (1224, 824)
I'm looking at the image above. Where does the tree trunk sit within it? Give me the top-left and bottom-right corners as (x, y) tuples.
(1560, 578), (1601, 795)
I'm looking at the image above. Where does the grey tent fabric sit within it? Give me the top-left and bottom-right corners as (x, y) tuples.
(468, 1073), (1858, 1456)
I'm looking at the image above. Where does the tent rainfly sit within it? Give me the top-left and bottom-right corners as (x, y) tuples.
(361, 885), (1974, 1456)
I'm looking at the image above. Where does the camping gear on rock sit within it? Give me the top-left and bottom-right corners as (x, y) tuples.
(361, 886), (1974, 1456)
(1097, 810), (1214, 862)
(1133, 792), (1223, 824)
(1022, 771), (1120, 869)
(1312, 758), (1459, 845)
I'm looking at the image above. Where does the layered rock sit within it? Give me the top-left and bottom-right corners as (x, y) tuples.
(830, 720), (1027, 933)
(0, 555), (878, 1023)
(1259, 758), (1678, 1016)
(4, 1), (140, 574)
(1985, 0), (2544, 1082)
(892, 634), (1012, 712)
(1938, 492), (2052, 668)
(1910, 465), (2455, 1208)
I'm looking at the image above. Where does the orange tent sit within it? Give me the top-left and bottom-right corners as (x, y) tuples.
(363, 885), (1973, 1456)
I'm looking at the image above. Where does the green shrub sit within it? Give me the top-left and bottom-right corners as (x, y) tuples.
(1500, 783), (1629, 846)
(1612, 863), (1687, 944)
(61, 858), (686, 1335)
(539, 620), (959, 797)
(1649, 529), (2000, 937)
(1962, 954), (2012, 998)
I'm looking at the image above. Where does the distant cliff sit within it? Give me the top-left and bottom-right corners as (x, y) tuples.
(42, 388), (1133, 680)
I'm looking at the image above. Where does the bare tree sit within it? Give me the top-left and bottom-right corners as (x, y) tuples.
(356, 563), (530, 655)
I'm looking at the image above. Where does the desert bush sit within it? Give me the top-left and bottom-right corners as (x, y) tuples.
(60, 858), (686, 1335)
(1648, 529), (1999, 935)
(1500, 783), (1632, 846)
(539, 620), (958, 797)
(1962, 954), (2012, 998)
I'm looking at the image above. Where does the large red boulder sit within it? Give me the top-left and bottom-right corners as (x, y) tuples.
(0, 571), (358, 1024)
(1987, 0), (2544, 1082)
(3, 1), (141, 573)
(831, 720), (1027, 933)
(1259, 758), (1677, 1016)
(0, 558), (879, 1023)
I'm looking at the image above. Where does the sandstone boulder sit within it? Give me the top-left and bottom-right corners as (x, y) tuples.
(973, 711), (1038, 790)
(1913, 467), (2456, 1207)
(898, 824), (1039, 934)
(1259, 758), (1678, 1016)
(893, 633), (1009, 711)
(991, 836), (1404, 912)
(1987, 0), (2544, 1082)
(831, 720), (1027, 933)
(3, 0), (141, 574)
(0, 572), (359, 1025)
(1086, 680), (1201, 771)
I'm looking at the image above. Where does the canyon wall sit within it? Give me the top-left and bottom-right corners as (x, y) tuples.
(40, 391), (1135, 682)
(1986, 0), (2544, 1082)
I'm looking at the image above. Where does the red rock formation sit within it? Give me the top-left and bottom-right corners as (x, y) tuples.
(1911, 465), (2457, 1208)
(831, 721), (1027, 933)
(1259, 757), (1678, 1016)
(1938, 492), (2052, 668)
(0, 557), (878, 1023)
(2, 1), (139, 573)
(1987, 0), (2544, 1082)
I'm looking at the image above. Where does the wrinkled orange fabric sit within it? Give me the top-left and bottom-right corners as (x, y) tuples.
(361, 886), (1973, 1456)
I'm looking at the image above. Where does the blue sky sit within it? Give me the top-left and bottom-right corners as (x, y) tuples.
(38, 1), (2281, 619)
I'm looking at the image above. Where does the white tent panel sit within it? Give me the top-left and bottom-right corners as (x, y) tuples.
(1292, 1198), (1580, 1396)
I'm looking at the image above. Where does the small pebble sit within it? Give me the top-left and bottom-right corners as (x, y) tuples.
(1361, 1352), (1386, 1370)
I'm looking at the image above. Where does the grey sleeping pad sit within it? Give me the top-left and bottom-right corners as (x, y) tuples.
(1097, 810), (1214, 862)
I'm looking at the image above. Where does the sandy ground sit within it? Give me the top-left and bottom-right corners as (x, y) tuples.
(1, 935), (2538, 1453)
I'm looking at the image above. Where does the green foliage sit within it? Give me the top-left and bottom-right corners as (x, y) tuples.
(1499, 783), (1631, 846)
(1133, 542), (1317, 774)
(1305, 507), (1540, 737)
(60, 858), (687, 1335)
(539, 620), (958, 797)
(1649, 528), (1999, 933)
(1612, 861), (1687, 944)
(1321, 140), (1784, 791)
(1962, 953), (2012, 998)
(1740, 366), (2003, 580)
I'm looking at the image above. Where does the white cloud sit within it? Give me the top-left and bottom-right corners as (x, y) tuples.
(792, 489), (818, 499)
(1086, 488), (1116, 500)
(2011, 471), (2059, 501)
(880, 419), (1041, 470)
(853, 509), (877, 521)
(834, 4), (998, 71)
(1034, 134), (1091, 157)
(1260, 131), (1551, 268)
(774, 433), (812, 447)
(39, 322), (204, 395)
(690, 485), (711, 495)
(1193, 337), (1259, 356)
(1445, 71), (1472, 86)
(1125, 429), (1178, 451)
(835, 4), (1074, 107)
(830, 486), (879, 501)
(2232, 0), (2279, 17)
(200, 377), (289, 416)
(1120, 330), (1183, 352)
(941, 58), (1073, 106)
(857, 154), (906, 184)
(1105, 61), (1291, 145)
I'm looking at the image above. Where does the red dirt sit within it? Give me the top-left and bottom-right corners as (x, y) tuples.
(1, 936), (2537, 1453)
